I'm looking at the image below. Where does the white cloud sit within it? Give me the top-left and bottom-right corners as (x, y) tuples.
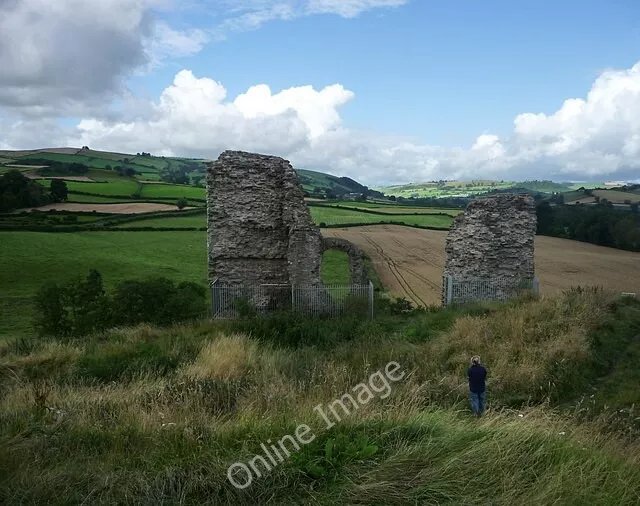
(212, 0), (409, 36)
(3, 61), (640, 185)
(0, 62), (620, 185)
(0, 0), (209, 114)
(0, 0), (407, 115)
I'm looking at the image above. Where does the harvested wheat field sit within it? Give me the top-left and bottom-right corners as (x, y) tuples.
(323, 225), (640, 306)
(15, 203), (193, 214)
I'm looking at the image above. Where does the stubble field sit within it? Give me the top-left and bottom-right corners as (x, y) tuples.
(323, 225), (640, 306)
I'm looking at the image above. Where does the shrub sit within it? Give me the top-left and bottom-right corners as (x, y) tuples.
(34, 271), (208, 337)
(112, 277), (207, 327)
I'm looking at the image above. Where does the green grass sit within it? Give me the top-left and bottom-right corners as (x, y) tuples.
(63, 180), (140, 196)
(0, 231), (208, 339)
(115, 213), (207, 228)
(110, 207), (455, 229)
(140, 183), (206, 200)
(309, 206), (454, 228)
(323, 202), (462, 215)
(66, 194), (134, 203)
(0, 228), (354, 338)
(1, 290), (640, 504)
(136, 171), (162, 181)
(320, 250), (351, 284)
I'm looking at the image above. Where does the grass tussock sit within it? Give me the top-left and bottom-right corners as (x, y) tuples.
(1, 287), (640, 504)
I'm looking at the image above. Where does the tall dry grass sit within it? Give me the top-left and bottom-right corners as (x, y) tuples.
(1, 287), (639, 505)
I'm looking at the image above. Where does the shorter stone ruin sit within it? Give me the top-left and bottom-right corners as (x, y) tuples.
(442, 193), (537, 305)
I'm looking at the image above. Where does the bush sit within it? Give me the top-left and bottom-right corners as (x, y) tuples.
(112, 278), (207, 327)
(34, 271), (208, 337)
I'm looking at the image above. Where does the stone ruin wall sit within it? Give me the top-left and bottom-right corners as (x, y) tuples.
(442, 193), (537, 305)
(206, 150), (368, 289)
(321, 237), (368, 286)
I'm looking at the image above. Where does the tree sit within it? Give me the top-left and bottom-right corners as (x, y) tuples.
(0, 170), (51, 212)
(50, 179), (68, 203)
(177, 197), (187, 210)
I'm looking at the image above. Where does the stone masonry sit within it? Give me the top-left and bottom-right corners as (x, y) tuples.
(321, 237), (368, 286)
(207, 150), (324, 287)
(442, 193), (537, 305)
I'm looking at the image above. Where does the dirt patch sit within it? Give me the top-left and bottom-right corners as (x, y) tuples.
(24, 174), (96, 182)
(6, 165), (49, 169)
(323, 225), (640, 307)
(15, 203), (193, 214)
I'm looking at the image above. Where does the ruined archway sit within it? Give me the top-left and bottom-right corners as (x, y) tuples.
(321, 237), (369, 286)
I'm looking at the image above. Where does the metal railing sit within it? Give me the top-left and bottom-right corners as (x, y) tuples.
(443, 275), (540, 306)
(211, 279), (375, 319)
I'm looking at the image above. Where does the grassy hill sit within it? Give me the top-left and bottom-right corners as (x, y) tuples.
(375, 179), (605, 199)
(0, 148), (372, 199)
(1, 288), (640, 504)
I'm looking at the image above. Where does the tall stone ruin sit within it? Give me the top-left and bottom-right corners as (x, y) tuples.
(206, 150), (324, 287)
(442, 193), (537, 305)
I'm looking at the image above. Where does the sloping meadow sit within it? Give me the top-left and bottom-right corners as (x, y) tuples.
(1, 288), (640, 504)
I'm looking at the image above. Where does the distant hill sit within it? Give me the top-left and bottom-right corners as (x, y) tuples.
(373, 179), (606, 199)
(0, 147), (374, 199)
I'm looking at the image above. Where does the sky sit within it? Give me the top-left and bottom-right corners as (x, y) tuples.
(1, 0), (640, 186)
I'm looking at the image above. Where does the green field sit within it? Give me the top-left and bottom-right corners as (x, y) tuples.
(309, 206), (454, 228)
(140, 183), (206, 200)
(376, 180), (517, 198)
(323, 202), (462, 215)
(43, 180), (140, 196)
(593, 189), (640, 203)
(320, 250), (351, 284)
(66, 194), (135, 203)
(116, 214), (207, 228)
(0, 231), (208, 339)
(109, 207), (455, 229)
(0, 229), (355, 338)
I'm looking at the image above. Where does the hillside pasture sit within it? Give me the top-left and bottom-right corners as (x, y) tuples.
(140, 183), (206, 200)
(115, 213), (206, 228)
(66, 194), (141, 204)
(323, 225), (640, 307)
(14, 203), (191, 214)
(593, 189), (640, 203)
(0, 231), (207, 339)
(309, 206), (454, 228)
(323, 202), (462, 215)
(62, 180), (139, 196)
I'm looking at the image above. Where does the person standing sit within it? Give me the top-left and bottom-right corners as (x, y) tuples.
(467, 355), (487, 416)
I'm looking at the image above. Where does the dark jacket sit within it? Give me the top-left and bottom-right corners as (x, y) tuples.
(467, 364), (487, 393)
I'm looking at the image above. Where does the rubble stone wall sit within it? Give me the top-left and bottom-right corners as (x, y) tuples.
(442, 193), (537, 305)
(206, 150), (322, 286)
(321, 237), (369, 285)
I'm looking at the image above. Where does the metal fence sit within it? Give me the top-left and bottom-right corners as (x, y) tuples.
(210, 279), (375, 319)
(443, 275), (540, 306)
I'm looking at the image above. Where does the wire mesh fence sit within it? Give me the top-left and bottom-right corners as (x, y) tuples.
(211, 279), (375, 319)
(443, 275), (539, 306)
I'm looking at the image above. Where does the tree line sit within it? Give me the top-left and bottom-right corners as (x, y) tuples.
(536, 200), (640, 251)
(0, 170), (68, 212)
